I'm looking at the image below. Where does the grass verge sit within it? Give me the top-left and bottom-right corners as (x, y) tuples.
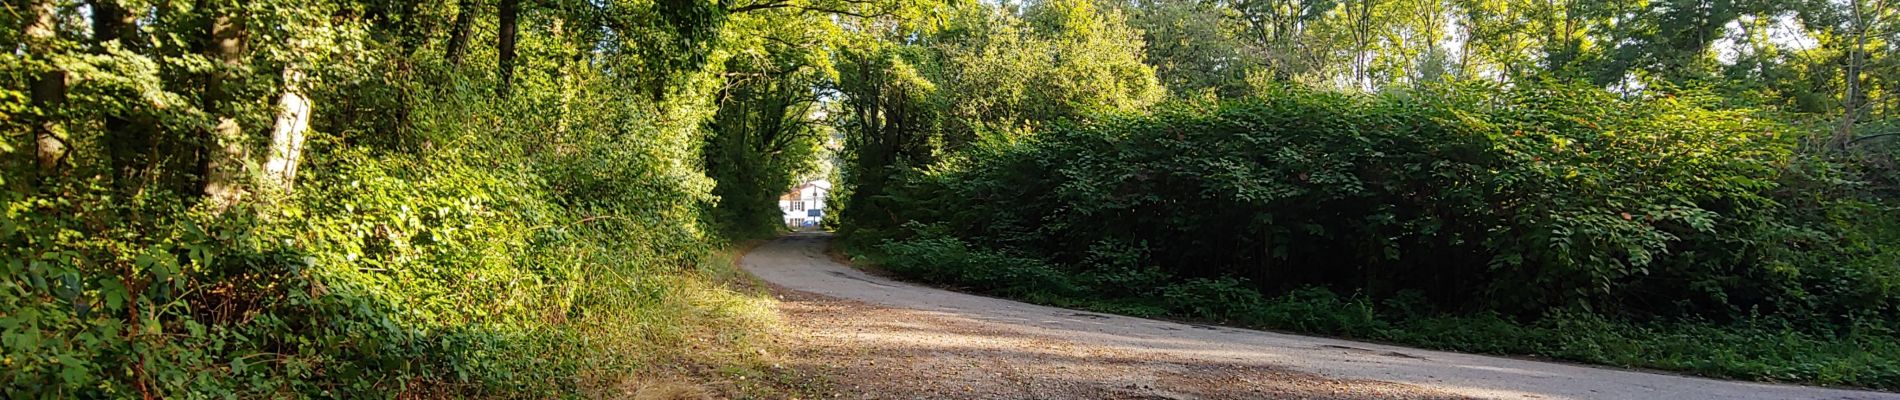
(572, 245), (831, 399)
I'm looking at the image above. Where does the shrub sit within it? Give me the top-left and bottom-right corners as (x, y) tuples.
(0, 79), (773, 399)
(1157, 277), (1267, 322)
(863, 81), (1900, 327)
(850, 80), (1900, 388)
(877, 232), (1078, 300)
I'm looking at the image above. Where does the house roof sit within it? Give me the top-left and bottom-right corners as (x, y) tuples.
(779, 179), (831, 201)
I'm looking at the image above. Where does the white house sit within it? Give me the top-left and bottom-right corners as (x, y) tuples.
(779, 179), (830, 228)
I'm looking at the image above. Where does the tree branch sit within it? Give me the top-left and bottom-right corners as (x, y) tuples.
(724, 0), (890, 18)
(726, 0), (792, 14)
(1851, 132), (1900, 144)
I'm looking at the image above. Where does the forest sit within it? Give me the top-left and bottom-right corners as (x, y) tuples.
(3, 0), (1898, 398)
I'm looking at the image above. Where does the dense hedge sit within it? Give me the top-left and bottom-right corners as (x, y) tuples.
(855, 82), (1900, 386)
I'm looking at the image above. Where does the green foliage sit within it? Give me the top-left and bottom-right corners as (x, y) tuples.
(1157, 277), (1265, 322)
(936, 0), (1166, 141)
(1124, 0), (1260, 98)
(0, 91), (763, 399)
(0, 0), (788, 397)
(833, 0), (1164, 238)
(701, 10), (835, 240)
(10, 0), (1900, 394)
(876, 228), (1079, 302)
(854, 81), (1900, 388)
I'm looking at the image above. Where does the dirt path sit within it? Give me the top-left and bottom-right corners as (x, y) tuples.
(744, 233), (1899, 400)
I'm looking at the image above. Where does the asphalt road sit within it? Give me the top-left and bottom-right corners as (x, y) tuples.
(742, 233), (1900, 400)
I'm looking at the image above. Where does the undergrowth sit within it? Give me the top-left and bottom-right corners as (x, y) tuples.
(0, 76), (800, 397)
(1, 145), (795, 398)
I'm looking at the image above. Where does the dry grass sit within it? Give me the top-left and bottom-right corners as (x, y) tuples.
(632, 383), (713, 400)
(584, 378), (715, 400)
(569, 245), (830, 399)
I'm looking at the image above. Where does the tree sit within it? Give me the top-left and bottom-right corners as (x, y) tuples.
(703, 8), (835, 237)
(24, 0), (65, 174)
(445, 0), (479, 67)
(92, 0), (149, 188)
(1831, 0), (1900, 149)
(1125, 0), (1260, 96)
(201, 8), (248, 209)
(499, 0), (520, 97)
(1227, 0), (1337, 83)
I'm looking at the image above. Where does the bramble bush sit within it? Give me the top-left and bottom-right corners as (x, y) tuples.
(855, 80), (1900, 387)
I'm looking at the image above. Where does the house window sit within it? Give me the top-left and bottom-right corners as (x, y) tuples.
(789, 218), (806, 227)
(792, 201), (805, 211)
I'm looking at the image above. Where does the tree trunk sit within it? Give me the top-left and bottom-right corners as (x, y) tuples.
(26, 0), (67, 173)
(265, 68), (311, 192)
(1837, 0), (1868, 151)
(94, 0), (152, 189)
(445, 0), (478, 66)
(498, 0), (520, 98)
(552, 17), (572, 153)
(202, 13), (249, 210)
